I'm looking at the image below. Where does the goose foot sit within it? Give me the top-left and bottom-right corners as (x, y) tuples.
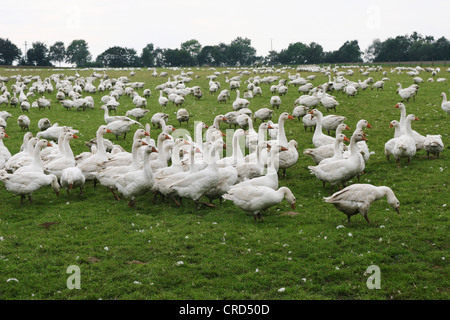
(171, 196), (181, 207)
(110, 188), (120, 201)
(128, 199), (136, 208)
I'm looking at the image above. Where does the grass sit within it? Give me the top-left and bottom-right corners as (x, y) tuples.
(0, 65), (448, 300)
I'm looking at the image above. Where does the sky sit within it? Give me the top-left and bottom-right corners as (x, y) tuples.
(1, 0), (449, 63)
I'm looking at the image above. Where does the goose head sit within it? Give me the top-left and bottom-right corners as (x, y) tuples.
(279, 112), (295, 121)
(357, 119), (372, 129)
(281, 187), (296, 210)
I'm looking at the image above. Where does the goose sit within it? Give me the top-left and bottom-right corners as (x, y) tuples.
(223, 186), (296, 222)
(235, 141), (267, 182)
(60, 166), (86, 197)
(224, 111), (240, 128)
(0, 131), (10, 169)
(396, 83), (415, 102)
(343, 85), (358, 97)
(14, 139), (52, 174)
(151, 113), (169, 128)
(217, 129), (247, 167)
(319, 133), (350, 164)
(105, 96), (120, 111)
(100, 105), (135, 124)
(20, 101), (30, 112)
(125, 108), (150, 122)
(308, 130), (367, 191)
(176, 108), (189, 126)
(394, 103), (425, 151)
(391, 114), (419, 168)
(168, 141), (222, 209)
(309, 109), (335, 147)
(148, 133), (172, 172)
(38, 118), (52, 131)
(36, 124), (78, 142)
(303, 123), (351, 164)
(352, 119), (374, 164)
(275, 139), (299, 178)
(232, 144), (283, 190)
(95, 139), (149, 200)
(270, 95), (281, 109)
(106, 119), (142, 140)
(205, 115), (226, 142)
(294, 94), (320, 109)
(253, 108), (273, 123)
(292, 105), (308, 121)
(440, 92), (450, 115)
(76, 125), (111, 182)
(319, 88), (339, 112)
(232, 90), (250, 111)
(385, 120), (402, 161)
(321, 114), (347, 135)
(37, 96), (51, 110)
(323, 184), (400, 224)
(43, 132), (79, 179)
(302, 113), (316, 132)
(113, 145), (158, 208)
(0, 169), (60, 205)
(17, 115), (30, 131)
(424, 135), (444, 158)
(267, 112), (294, 148)
(106, 129), (150, 166)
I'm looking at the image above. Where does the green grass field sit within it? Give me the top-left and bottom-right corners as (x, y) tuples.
(0, 65), (448, 300)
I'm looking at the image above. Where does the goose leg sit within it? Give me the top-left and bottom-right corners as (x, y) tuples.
(28, 196), (33, 204)
(110, 188), (120, 201)
(20, 195), (25, 205)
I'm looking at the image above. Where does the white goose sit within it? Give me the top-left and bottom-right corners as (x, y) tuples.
(276, 140), (299, 178)
(303, 123), (351, 164)
(60, 166), (86, 197)
(43, 132), (79, 179)
(324, 184), (400, 223)
(223, 186), (296, 222)
(319, 88), (339, 112)
(268, 112), (294, 148)
(309, 109), (335, 147)
(0, 169), (60, 205)
(385, 120), (401, 161)
(113, 145), (157, 208)
(394, 103), (425, 151)
(253, 108), (273, 123)
(308, 130), (367, 191)
(232, 90), (250, 111)
(391, 114), (419, 167)
(439, 92), (450, 115)
(76, 125), (111, 182)
(424, 135), (444, 158)
(14, 139), (52, 174)
(217, 129), (247, 167)
(0, 131), (10, 169)
(316, 134), (350, 166)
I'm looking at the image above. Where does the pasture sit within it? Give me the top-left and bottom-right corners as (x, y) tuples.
(0, 65), (448, 300)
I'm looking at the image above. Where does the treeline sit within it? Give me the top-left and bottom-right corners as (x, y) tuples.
(0, 32), (449, 68)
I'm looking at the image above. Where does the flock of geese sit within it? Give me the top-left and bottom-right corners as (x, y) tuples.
(0, 64), (447, 223)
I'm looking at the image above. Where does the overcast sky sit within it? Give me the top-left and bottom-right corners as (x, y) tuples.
(1, 0), (449, 62)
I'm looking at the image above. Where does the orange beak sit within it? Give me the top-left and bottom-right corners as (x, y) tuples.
(222, 117), (228, 121)
(415, 117), (419, 121)
(343, 136), (350, 142)
(47, 142), (52, 147)
(281, 146), (288, 151)
(367, 123), (372, 129)
(292, 203), (295, 210)
(4, 133), (9, 138)
(152, 147), (158, 153)
(205, 125), (209, 129)
(267, 143), (272, 148)
(142, 141), (148, 146)
(223, 144), (227, 149)
(145, 131), (150, 136)
(107, 129), (112, 133)
(309, 110), (314, 114)
(268, 125), (274, 129)
(172, 127), (176, 132)
(389, 123), (394, 128)
(73, 135), (79, 139)
(345, 125), (350, 130)
(288, 114), (294, 120)
(394, 104), (399, 108)
(362, 136), (368, 141)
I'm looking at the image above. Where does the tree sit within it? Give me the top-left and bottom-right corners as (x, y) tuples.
(49, 41), (66, 67)
(26, 42), (51, 66)
(141, 43), (155, 67)
(304, 42), (324, 64)
(163, 49), (194, 67)
(0, 38), (22, 65)
(197, 45), (225, 66)
(433, 37), (450, 60)
(181, 39), (202, 63)
(226, 37), (257, 66)
(364, 39), (382, 62)
(278, 42), (308, 65)
(66, 40), (92, 67)
(96, 46), (140, 67)
(336, 40), (362, 63)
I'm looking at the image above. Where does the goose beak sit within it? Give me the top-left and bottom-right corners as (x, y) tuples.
(204, 125), (209, 129)
(309, 110), (314, 114)
(195, 148), (202, 153)
(142, 141), (148, 146)
(367, 123), (372, 128)
(396, 207), (400, 214)
(165, 135), (171, 140)
(292, 203), (296, 210)
(267, 143), (272, 149)
(222, 144), (227, 149)
(389, 123), (394, 128)
(362, 136), (368, 141)
(394, 104), (399, 108)
(172, 127), (176, 132)
(288, 115), (294, 120)
(415, 116), (419, 121)
(73, 135), (79, 139)
(222, 117), (228, 121)
(145, 131), (150, 136)
(47, 142), (53, 147)
(344, 136), (350, 142)
(281, 146), (288, 151)
(152, 147), (158, 153)
(56, 191), (60, 198)
(107, 129), (112, 133)
(69, 184), (73, 190)
(4, 134), (9, 138)
(345, 125), (350, 130)
(268, 125), (274, 129)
